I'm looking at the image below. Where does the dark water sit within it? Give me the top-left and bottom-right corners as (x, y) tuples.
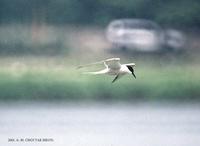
(0, 102), (200, 146)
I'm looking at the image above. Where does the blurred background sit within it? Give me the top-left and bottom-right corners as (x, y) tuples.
(0, 0), (200, 146)
(0, 0), (199, 102)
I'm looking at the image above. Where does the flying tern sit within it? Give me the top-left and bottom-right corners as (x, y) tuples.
(78, 58), (136, 83)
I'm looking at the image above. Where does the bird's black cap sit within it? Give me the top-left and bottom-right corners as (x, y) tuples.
(127, 65), (136, 79)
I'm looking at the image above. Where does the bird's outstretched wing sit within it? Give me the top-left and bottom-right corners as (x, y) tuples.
(77, 60), (104, 69)
(104, 58), (121, 70)
(82, 69), (108, 75)
(77, 58), (121, 70)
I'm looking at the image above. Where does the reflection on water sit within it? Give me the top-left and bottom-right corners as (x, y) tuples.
(0, 102), (200, 146)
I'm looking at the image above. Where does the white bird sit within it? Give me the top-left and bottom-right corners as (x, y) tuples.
(78, 58), (136, 83)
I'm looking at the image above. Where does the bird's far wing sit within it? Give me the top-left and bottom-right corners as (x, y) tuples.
(77, 60), (104, 69)
(112, 75), (119, 83)
(112, 74), (124, 83)
(105, 58), (121, 70)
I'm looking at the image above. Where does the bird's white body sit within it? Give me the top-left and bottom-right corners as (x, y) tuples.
(78, 58), (136, 83)
(92, 64), (131, 75)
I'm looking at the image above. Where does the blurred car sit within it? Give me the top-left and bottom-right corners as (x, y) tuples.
(106, 19), (185, 52)
(164, 29), (186, 51)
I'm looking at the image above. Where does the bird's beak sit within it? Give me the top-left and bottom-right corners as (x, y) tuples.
(132, 72), (136, 79)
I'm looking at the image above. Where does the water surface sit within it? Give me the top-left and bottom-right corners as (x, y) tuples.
(0, 102), (200, 146)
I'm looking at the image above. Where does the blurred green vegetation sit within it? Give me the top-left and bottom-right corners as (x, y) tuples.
(0, 58), (199, 102)
(0, 0), (200, 28)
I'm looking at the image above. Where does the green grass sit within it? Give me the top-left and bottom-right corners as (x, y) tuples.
(0, 62), (200, 102)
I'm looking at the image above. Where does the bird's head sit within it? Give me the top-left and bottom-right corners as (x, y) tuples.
(126, 63), (136, 79)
